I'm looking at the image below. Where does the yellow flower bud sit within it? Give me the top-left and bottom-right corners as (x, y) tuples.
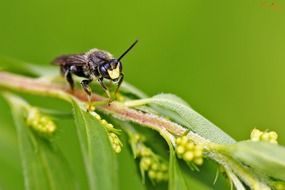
(194, 157), (204, 165)
(26, 107), (56, 137)
(110, 133), (117, 138)
(140, 158), (151, 170)
(194, 149), (203, 158)
(183, 151), (194, 161)
(148, 170), (156, 179)
(108, 132), (122, 154)
(186, 142), (194, 150)
(180, 136), (188, 145)
(261, 133), (270, 141)
(140, 147), (152, 157)
(250, 128), (262, 141)
(268, 131), (278, 141)
(107, 123), (114, 128)
(86, 103), (96, 111)
(100, 119), (108, 125)
(95, 114), (101, 120)
(114, 145), (121, 153)
(175, 137), (182, 145)
(151, 163), (159, 171)
(176, 145), (185, 155)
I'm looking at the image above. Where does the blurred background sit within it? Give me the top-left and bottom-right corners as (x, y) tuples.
(0, 0), (285, 189)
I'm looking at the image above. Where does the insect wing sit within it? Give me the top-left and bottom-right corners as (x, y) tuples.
(52, 53), (87, 66)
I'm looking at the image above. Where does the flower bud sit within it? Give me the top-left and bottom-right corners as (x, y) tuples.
(250, 128), (278, 144)
(194, 157), (204, 165)
(250, 128), (262, 141)
(183, 151), (194, 161)
(268, 131), (278, 141)
(148, 170), (156, 179)
(260, 133), (270, 141)
(100, 119), (108, 125)
(26, 107), (56, 137)
(151, 163), (159, 171)
(175, 135), (204, 166)
(140, 147), (152, 157)
(108, 132), (123, 153)
(176, 145), (185, 155)
(90, 112), (123, 153)
(138, 146), (168, 183)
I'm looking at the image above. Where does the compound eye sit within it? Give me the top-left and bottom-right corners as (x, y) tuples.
(110, 60), (118, 69)
(99, 65), (108, 77)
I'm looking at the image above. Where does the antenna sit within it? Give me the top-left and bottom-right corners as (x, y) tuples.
(118, 39), (138, 61)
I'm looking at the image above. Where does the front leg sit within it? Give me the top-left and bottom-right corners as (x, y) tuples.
(115, 73), (124, 95)
(98, 78), (111, 100)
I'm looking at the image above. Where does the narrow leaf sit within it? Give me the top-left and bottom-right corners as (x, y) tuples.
(149, 93), (235, 144)
(120, 81), (148, 99)
(117, 133), (146, 190)
(225, 169), (246, 190)
(0, 56), (56, 76)
(4, 93), (76, 190)
(168, 146), (189, 190)
(71, 99), (119, 190)
(222, 141), (285, 181)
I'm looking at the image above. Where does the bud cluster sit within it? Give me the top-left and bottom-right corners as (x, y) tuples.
(138, 146), (168, 183)
(250, 128), (278, 144)
(26, 107), (56, 137)
(175, 136), (204, 166)
(108, 132), (122, 153)
(90, 112), (123, 153)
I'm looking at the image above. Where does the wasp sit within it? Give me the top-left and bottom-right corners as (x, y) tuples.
(53, 40), (138, 101)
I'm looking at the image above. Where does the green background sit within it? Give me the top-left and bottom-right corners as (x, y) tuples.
(0, 0), (285, 189)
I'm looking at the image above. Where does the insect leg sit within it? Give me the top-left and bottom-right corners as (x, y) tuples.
(98, 78), (111, 99)
(65, 69), (74, 90)
(80, 79), (93, 96)
(115, 73), (124, 95)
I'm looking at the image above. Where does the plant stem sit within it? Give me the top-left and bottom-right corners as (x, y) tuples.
(0, 71), (186, 136)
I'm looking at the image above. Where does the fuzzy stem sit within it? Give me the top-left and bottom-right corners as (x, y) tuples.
(0, 71), (186, 136)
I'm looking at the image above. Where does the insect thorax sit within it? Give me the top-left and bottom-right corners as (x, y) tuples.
(86, 48), (114, 66)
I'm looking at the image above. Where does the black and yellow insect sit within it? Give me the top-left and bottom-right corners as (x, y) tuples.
(53, 40), (138, 100)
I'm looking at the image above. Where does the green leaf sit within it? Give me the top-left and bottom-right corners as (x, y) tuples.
(149, 93), (235, 144)
(120, 81), (148, 99)
(4, 93), (76, 190)
(154, 93), (191, 107)
(168, 146), (189, 190)
(117, 132), (146, 190)
(222, 141), (285, 181)
(0, 56), (56, 77)
(71, 99), (119, 190)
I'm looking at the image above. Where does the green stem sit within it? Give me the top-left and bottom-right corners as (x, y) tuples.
(0, 71), (186, 136)
(124, 98), (152, 107)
